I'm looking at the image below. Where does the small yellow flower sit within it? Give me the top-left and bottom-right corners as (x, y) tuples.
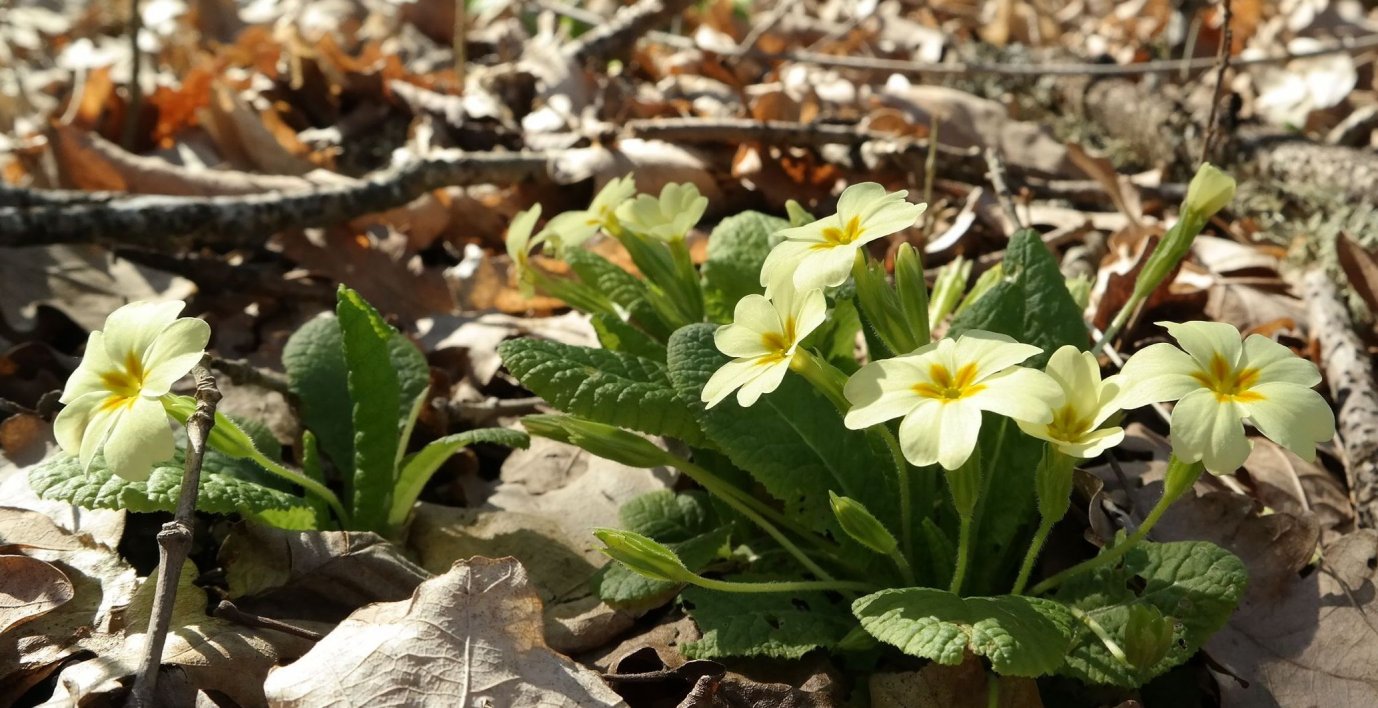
(615, 182), (708, 242)
(761, 182), (926, 294)
(504, 204), (545, 297)
(844, 332), (1062, 470)
(1017, 345), (1125, 458)
(544, 175), (637, 249)
(1117, 321), (1335, 474)
(701, 285), (827, 408)
(54, 301), (211, 481)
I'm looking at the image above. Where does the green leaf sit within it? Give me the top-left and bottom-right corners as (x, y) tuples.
(498, 338), (704, 445)
(701, 211), (788, 322)
(565, 249), (671, 340)
(388, 428), (530, 529)
(620, 490), (717, 540)
(949, 229), (1088, 368)
(666, 323), (896, 534)
(283, 314), (355, 477)
(852, 587), (1076, 677)
(682, 585), (856, 659)
(1054, 540), (1247, 687)
(969, 419), (1046, 595)
(337, 287), (405, 532)
(591, 313), (668, 361)
(29, 451), (310, 520)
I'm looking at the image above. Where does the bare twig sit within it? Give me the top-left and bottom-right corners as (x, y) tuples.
(122, 0), (143, 150)
(1303, 269), (1378, 527)
(565, 0), (696, 66)
(453, 0), (467, 89)
(128, 359), (220, 707)
(213, 600), (324, 642)
(983, 148), (1025, 232)
(437, 395), (545, 424)
(1201, 0), (1234, 165)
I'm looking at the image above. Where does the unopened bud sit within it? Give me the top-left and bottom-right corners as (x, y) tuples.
(894, 243), (931, 347)
(829, 492), (899, 556)
(163, 395), (262, 461)
(594, 528), (692, 582)
(1133, 164), (1236, 303)
(1123, 605), (1176, 670)
(1183, 163), (1236, 221)
(521, 414), (672, 469)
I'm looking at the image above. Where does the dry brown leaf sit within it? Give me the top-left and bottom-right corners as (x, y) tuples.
(0, 244), (196, 331)
(200, 82), (317, 175)
(870, 654), (1043, 708)
(551, 140), (723, 203)
(1336, 232), (1378, 322)
(0, 555), (73, 635)
(416, 310), (596, 387)
(1241, 439), (1354, 545)
(274, 227), (455, 321)
(263, 557), (626, 707)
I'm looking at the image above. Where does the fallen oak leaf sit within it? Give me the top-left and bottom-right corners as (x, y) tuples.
(0, 555), (74, 635)
(263, 556), (625, 707)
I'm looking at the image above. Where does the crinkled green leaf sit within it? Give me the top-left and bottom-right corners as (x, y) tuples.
(682, 586), (855, 659)
(565, 248), (670, 340)
(498, 338), (704, 445)
(620, 490), (717, 541)
(853, 587), (1076, 677)
(1054, 540), (1247, 687)
(283, 314), (354, 477)
(701, 211), (787, 323)
(29, 450), (309, 520)
(591, 313), (668, 361)
(949, 229), (1088, 369)
(666, 323), (896, 534)
(337, 287), (405, 533)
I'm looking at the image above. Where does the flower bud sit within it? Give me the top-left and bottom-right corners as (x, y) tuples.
(163, 395), (263, 461)
(594, 528), (692, 582)
(894, 243), (931, 347)
(1183, 163), (1236, 221)
(1034, 448), (1076, 523)
(927, 256), (971, 325)
(521, 414), (672, 469)
(829, 492), (899, 556)
(1123, 605), (1176, 670)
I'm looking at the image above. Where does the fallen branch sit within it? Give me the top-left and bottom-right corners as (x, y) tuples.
(565, 0), (697, 66)
(1303, 269), (1378, 528)
(0, 150), (551, 248)
(128, 359), (220, 707)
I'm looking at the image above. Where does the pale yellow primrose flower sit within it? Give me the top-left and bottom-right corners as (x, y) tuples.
(701, 285), (827, 408)
(1117, 321), (1335, 474)
(760, 182), (926, 294)
(504, 204), (545, 297)
(1017, 345), (1126, 458)
(54, 301), (211, 481)
(615, 182), (709, 242)
(843, 331), (1062, 470)
(544, 175), (637, 249)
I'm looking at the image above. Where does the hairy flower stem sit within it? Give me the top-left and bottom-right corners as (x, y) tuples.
(1013, 447), (1076, 594)
(792, 349), (916, 564)
(248, 452), (350, 525)
(946, 448), (982, 594)
(1030, 457), (1203, 596)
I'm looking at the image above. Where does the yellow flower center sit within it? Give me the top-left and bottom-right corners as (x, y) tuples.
(98, 352), (147, 412)
(1046, 404), (1095, 443)
(816, 215), (864, 249)
(757, 317), (798, 366)
(912, 362), (985, 403)
(1191, 354), (1264, 403)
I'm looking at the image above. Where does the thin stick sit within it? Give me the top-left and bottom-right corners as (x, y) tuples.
(213, 600), (324, 642)
(984, 148), (1025, 232)
(128, 358), (220, 707)
(454, 0), (468, 89)
(122, 0), (143, 150)
(1201, 0), (1234, 165)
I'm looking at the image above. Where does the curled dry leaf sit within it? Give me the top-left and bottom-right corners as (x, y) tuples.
(0, 555), (74, 635)
(870, 654), (1043, 708)
(263, 556), (626, 707)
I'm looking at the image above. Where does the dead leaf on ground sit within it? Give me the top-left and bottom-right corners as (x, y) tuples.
(417, 310), (597, 387)
(263, 556), (626, 707)
(0, 555), (74, 635)
(0, 245), (196, 332)
(1336, 232), (1378, 323)
(1240, 439), (1354, 545)
(869, 654), (1043, 708)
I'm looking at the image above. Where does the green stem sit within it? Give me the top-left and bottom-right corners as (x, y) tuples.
(888, 547), (916, 586)
(986, 673), (1001, 708)
(1011, 517), (1056, 595)
(950, 514), (973, 594)
(690, 575), (876, 594)
(1029, 457), (1203, 596)
(677, 459), (840, 581)
(792, 349), (916, 564)
(1091, 299), (1137, 356)
(249, 451), (350, 524)
(1069, 606), (1128, 664)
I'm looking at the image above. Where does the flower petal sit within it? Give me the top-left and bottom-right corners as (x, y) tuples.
(858, 200), (926, 244)
(140, 318), (211, 396)
(545, 210), (600, 248)
(702, 358), (767, 408)
(53, 391), (106, 458)
(1161, 320), (1243, 370)
(1242, 335), (1322, 387)
(102, 396), (175, 481)
(1044, 345), (1101, 416)
(1117, 343), (1202, 409)
(505, 204), (542, 261)
(714, 323), (772, 358)
(793, 289), (829, 343)
(1241, 383), (1335, 461)
(836, 182), (890, 221)
(736, 359), (791, 407)
(792, 245), (857, 291)
(1170, 388), (1251, 474)
(1057, 427), (1125, 459)
(935, 400), (983, 470)
(101, 301), (185, 365)
(971, 368), (1063, 423)
(61, 331), (116, 403)
(760, 239), (816, 292)
(897, 399), (944, 467)
(844, 356), (930, 428)
(773, 217), (835, 245)
(951, 331), (1041, 381)
(78, 399), (124, 473)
